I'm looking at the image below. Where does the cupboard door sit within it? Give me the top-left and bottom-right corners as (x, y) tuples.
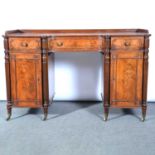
(10, 53), (42, 107)
(110, 51), (143, 107)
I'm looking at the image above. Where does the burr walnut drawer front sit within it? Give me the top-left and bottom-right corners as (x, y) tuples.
(48, 37), (104, 52)
(111, 37), (144, 50)
(9, 38), (41, 50)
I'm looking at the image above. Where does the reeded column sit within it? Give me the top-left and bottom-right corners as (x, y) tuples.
(102, 35), (111, 121)
(41, 37), (49, 120)
(4, 36), (12, 120)
(141, 36), (149, 121)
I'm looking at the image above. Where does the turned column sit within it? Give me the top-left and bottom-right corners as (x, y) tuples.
(102, 35), (111, 121)
(4, 36), (12, 120)
(141, 35), (149, 121)
(41, 37), (49, 120)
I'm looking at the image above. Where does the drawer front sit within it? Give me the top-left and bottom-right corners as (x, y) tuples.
(48, 37), (104, 52)
(9, 38), (41, 50)
(111, 37), (144, 50)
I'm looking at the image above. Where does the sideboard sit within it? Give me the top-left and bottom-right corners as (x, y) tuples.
(3, 29), (151, 121)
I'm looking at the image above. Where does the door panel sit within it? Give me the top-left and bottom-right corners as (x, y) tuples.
(110, 51), (143, 107)
(10, 53), (42, 107)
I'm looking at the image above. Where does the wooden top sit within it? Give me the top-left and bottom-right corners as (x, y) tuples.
(4, 29), (150, 37)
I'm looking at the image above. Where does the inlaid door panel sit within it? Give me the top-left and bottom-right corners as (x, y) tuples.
(110, 51), (143, 107)
(10, 53), (42, 107)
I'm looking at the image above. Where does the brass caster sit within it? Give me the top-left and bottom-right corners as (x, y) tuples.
(43, 114), (47, 121)
(104, 114), (108, 121)
(141, 117), (145, 122)
(104, 117), (108, 121)
(6, 114), (11, 121)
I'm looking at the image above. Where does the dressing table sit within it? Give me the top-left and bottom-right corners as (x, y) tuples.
(3, 29), (150, 121)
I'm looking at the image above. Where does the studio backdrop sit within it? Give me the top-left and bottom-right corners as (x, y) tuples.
(0, 0), (154, 101)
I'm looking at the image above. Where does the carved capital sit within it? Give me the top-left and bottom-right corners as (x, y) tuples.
(41, 37), (48, 51)
(4, 37), (9, 50)
(105, 35), (110, 49)
(98, 35), (103, 51)
(144, 36), (150, 49)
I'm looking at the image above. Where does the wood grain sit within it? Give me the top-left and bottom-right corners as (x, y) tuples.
(48, 36), (104, 52)
(3, 29), (150, 121)
(110, 51), (143, 108)
(111, 37), (144, 50)
(9, 53), (42, 107)
(9, 38), (41, 50)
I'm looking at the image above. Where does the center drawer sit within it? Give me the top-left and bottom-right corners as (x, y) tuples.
(48, 36), (104, 52)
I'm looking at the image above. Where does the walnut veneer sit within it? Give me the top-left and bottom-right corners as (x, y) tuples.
(3, 29), (151, 121)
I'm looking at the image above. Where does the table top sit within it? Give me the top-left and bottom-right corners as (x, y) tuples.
(4, 29), (150, 37)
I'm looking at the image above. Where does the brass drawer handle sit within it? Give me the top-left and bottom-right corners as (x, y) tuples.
(21, 42), (28, 47)
(124, 41), (130, 47)
(56, 42), (63, 47)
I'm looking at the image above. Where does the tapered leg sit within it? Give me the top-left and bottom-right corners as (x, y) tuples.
(104, 106), (109, 121)
(102, 35), (111, 122)
(4, 37), (12, 121)
(141, 105), (147, 122)
(141, 36), (149, 122)
(42, 37), (49, 121)
(6, 103), (12, 121)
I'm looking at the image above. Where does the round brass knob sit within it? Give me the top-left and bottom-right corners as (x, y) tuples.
(21, 42), (28, 47)
(56, 42), (63, 47)
(124, 41), (130, 47)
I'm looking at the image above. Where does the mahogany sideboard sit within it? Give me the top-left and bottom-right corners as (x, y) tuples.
(3, 29), (151, 121)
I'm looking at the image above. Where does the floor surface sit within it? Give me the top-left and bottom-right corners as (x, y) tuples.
(0, 101), (155, 155)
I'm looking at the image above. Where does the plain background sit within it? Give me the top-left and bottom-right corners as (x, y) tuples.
(0, 0), (154, 101)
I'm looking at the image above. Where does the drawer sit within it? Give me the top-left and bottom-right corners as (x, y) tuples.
(9, 38), (41, 50)
(48, 36), (104, 52)
(111, 37), (144, 50)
